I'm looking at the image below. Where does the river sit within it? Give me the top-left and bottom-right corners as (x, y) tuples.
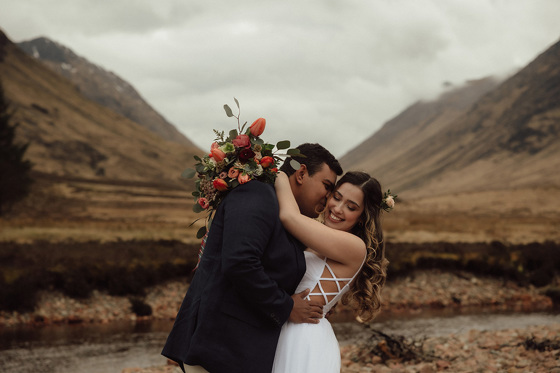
(0, 310), (559, 373)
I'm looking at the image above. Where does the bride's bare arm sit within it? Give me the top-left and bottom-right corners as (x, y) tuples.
(274, 172), (365, 265)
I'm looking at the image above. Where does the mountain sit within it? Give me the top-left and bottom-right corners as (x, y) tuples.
(0, 28), (199, 185)
(17, 37), (196, 148)
(341, 39), (560, 198)
(341, 77), (502, 174)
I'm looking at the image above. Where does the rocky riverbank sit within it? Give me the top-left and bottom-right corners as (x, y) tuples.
(1, 269), (558, 372)
(339, 323), (560, 372)
(0, 269), (555, 327)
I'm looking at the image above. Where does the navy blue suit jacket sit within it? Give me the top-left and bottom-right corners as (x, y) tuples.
(162, 181), (306, 373)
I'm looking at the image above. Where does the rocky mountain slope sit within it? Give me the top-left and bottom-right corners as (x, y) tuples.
(341, 39), (560, 198)
(17, 37), (196, 148)
(0, 29), (199, 185)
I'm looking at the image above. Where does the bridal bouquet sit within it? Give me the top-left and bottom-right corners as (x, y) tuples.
(182, 98), (302, 239)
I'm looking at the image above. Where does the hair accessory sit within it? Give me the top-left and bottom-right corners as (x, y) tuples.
(380, 189), (397, 212)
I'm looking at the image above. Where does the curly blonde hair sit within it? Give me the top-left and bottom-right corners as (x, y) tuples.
(335, 171), (389, 322)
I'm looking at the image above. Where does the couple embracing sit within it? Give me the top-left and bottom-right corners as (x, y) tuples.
(162, 143), (389, 373)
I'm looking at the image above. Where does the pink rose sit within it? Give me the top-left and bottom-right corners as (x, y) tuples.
(198, 197), (210, 209)
(213, 178), (228, 191)
(249, 118), (266, 137)
(238, 173), (250, 184)
(228, 168), (240, 178)
(260, 156), (274, 168)
(232, 134), (250, 148)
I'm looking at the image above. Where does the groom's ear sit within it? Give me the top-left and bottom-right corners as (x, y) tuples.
(294, 164), (307, 186)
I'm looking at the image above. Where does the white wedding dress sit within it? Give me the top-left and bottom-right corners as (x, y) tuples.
(272, 251), (365, 373)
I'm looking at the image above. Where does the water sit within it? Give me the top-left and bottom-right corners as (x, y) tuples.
(1, 311), (559, 373)
(0, 321), (172, 373)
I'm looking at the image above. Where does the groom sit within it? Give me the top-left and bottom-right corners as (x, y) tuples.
(162, 143), (342, 373)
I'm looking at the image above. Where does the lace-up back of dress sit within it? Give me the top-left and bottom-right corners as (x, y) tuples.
(298, 251), (365, 315)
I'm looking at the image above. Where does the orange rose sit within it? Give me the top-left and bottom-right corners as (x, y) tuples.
(228, 168), (240, 178)
(250, 118), (266, 137)
(213, 178), (228, 191)
(260, 156), (274, 168)
(271, 167), (278, 173)
(238, 173), (250, 184)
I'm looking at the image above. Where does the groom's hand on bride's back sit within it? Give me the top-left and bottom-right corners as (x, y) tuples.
(288, 289), (323, 324)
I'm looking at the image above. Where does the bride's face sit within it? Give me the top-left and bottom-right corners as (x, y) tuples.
(323, 183), (364, 232)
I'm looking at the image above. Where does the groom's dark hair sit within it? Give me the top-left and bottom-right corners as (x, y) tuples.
(280, 143), (343, 177)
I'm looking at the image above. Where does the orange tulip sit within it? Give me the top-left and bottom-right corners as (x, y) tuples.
(250, 118), (266, 137)
(210, 147), (226, 162)
(213, 178), (228, 191)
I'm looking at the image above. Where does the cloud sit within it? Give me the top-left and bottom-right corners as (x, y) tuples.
(2, 0), (560, 157)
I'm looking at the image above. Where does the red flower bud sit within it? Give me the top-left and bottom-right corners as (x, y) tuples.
(213, 178), (228, 191)
(198, 197), (210, 209)
(250, 118), (266, 137)
(260, 156), (274, 168)
(238, 173), (250, 184)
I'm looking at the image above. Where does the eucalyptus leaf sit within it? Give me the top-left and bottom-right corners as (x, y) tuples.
(181, 168), (197, 179)
(277, 140), (291, 150)
(196, 226), (207, 239)
(234, 97), (240, 109)
(290, 159), (301, 170)
(192, 191), (200, 197)
(287, 148), (301, 156)
(224, 104), (234, 117)
(194, 155), (202, 161)
(229, 129), (238, 140)
(193, 203), (205, 213)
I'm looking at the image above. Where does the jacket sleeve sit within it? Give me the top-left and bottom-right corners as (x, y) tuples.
(220, 182), (294, 326)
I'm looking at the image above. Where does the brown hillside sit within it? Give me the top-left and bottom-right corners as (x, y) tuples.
(341, 39), (560, 198)
(17, 37), (197, 148)
(0, 29), (199, 185)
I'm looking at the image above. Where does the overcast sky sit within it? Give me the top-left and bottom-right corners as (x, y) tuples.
(2, 0), (560, 157)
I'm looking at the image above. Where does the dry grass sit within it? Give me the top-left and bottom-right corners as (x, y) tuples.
(0, 174), (205, 244)
(384, 187), (560, 244)
(1, 176), (558, 245)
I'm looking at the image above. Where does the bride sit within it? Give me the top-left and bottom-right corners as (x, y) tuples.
(272, 170), (390, 373)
